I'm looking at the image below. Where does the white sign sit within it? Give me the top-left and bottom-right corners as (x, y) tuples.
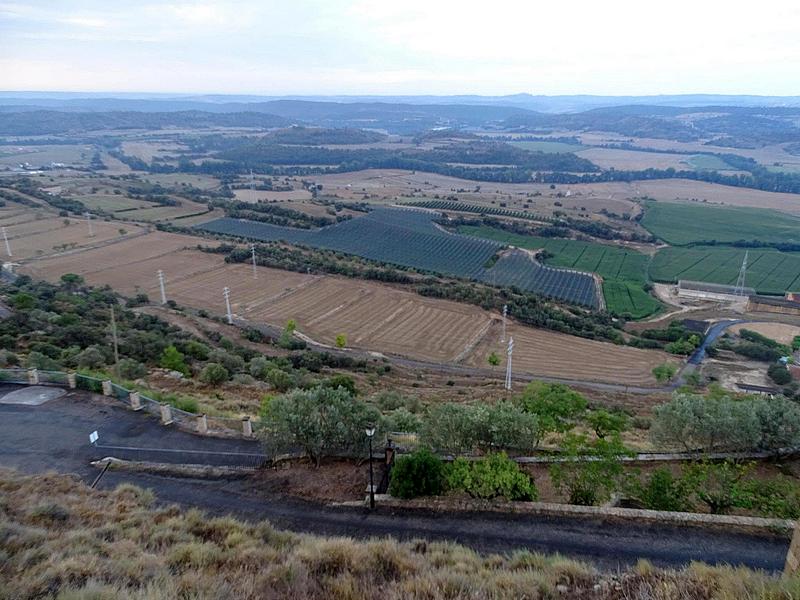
(89, 430), (99, 444)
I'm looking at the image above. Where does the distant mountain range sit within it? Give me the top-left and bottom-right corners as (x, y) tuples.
(2, 92), (800, 114)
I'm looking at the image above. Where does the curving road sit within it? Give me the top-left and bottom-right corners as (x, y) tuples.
(0, 384), (789, 572)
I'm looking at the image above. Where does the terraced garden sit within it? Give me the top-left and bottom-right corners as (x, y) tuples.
(196, 208), (601, 307)
(460, 225), (660, 318)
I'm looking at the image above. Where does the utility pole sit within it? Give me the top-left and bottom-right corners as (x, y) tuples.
(251, 244), (257, 279)
(2, 227), (11, 257)
(157, 270), (167, 305)
(223, 287), (233, 324)
(85, 212), (94, 237)
(501, 304), (507, 342)
(110, 305), (120, 377)
(504, 336), (514, 391)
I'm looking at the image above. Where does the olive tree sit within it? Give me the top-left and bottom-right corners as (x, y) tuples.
(651, 393), (762, 452)
(259, 386), (380, 467)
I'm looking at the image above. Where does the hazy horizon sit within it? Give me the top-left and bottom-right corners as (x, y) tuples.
(2, 1), (799, 96)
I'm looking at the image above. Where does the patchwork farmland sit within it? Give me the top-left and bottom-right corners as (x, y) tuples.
(650, 246), (800, 295)
(196, 207), (601, 307)
(460, 225), (659, 317)
(21, 233), (664, 384)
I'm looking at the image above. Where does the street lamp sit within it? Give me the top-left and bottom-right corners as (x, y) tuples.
(365, 425), (376, 509)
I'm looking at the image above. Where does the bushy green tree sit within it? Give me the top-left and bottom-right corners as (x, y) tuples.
(117, 358), (147, 380)
(445, 453), (537, 501)
(388, 448), (444, 499)
(420, 402), (539, 454)
(681, 460), (752, 515)
(267, 368), (293, 392)
(585, 409), (627, 439)
(650, 393), (759, 452)
(549, 434), (631, 506)
(200, 362), (229, 385)
(207, 349), (244, 374)
(159, 345), (190, 376)
(627, 467), (691, 512)
(768, 364), (792, 385)
(652, 363), (678, 383)
(518, 382), (587, 434)
(260, 386), (380, 466)
(75, 346), (106, 370)
(383, 407), (421, 433)
(321, 374), (357, 396)
(651, 393), (800, 452)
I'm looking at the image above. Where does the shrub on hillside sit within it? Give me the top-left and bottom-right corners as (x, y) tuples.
(388, 448), (444, 499)
(445, 453), (537, 501)
(768, 363), (792, 385)
(200, 362), (230, 385)
(627, 467), (692, 512)
(117, 358), (147, 380)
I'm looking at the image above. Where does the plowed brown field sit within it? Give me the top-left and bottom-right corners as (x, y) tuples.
(23, 233), (669, 385)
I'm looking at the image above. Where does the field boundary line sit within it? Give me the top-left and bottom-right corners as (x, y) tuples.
(452, 317), (496, 364)
(19, 228), (150, 265)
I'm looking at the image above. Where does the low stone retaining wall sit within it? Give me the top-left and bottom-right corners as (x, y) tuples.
(91, 457), (255, 479)
(376, 497), (795, 536)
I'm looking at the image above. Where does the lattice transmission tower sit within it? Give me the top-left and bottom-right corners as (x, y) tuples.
(734, 251), (749, 296)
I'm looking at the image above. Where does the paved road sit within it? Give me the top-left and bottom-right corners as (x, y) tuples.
(0, 385), (790, 572)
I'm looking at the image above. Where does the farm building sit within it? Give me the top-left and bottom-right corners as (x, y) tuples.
(677, 280), (754, 302)
(748, 294), (800, 316)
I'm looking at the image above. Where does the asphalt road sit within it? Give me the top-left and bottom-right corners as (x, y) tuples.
(0, 384), (790, 572)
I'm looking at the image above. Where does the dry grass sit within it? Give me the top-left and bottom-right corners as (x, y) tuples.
(1, 469), (799, 599)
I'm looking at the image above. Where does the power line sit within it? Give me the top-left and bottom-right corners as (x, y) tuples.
(85, 212), (94, 237)
(157, 270), (167, 305)
(1, 227), (11, 257)
(223, 286), (233, 324)
(251, 244), (257, 280)
(734, 250), (749, 296)
(504, 336), (514, 391)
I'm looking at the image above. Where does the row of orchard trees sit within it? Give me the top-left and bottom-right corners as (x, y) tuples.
(259, 381), (800, 515)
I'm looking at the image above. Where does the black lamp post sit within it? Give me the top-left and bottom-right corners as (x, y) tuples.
(365, 425), (376, 509)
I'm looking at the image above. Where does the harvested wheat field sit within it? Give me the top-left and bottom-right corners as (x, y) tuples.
(21, 231), (203, 284)
(730, 322), (800, 346)
(6, 217), (144, 260)
(463, 319), (670, 386)
(26, 242), (670, 383)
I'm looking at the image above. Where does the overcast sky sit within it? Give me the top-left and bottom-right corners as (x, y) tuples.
(1, 0), (799, 96)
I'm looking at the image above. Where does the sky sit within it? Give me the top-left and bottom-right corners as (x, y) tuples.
(1, 0), (799, 96)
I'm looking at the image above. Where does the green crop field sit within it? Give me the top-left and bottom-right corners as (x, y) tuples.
(459, 225), (660, 318)
(510, 141), (584, 153)
(650, 246), (800, 295)
(641, 201), (800, 246)
(682, 154), (736, 171)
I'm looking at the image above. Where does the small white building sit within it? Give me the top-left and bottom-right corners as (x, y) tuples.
(677, 280), (754, 303)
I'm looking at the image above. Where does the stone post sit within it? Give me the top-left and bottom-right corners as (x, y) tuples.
(27, 368), (39, 385)
(197, 414), (208, 434)
(242, 416), (253, 438)
(67, 373), (77, 389)
(785, 521), (800, 576)
(101, 380), (112, 396)
(160, 403), (173, 425)
(129, 391), (142, 411)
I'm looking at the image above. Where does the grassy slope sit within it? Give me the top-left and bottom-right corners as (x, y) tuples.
(509, 140), (585, 153)
(459, 225), (661, 318)
(2, 469), (799, 600)
(641, 201), (800, 246)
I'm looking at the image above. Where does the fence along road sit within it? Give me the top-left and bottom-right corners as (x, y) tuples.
(0, 381), (791, 572)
